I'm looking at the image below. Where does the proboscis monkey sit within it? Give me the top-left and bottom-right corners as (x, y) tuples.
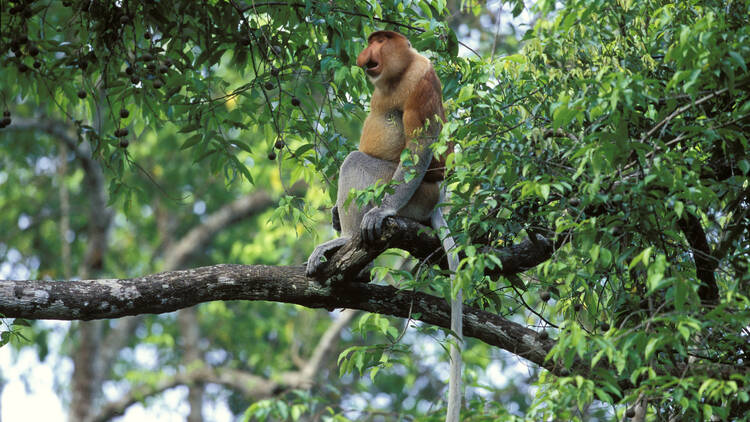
(306, 31), (462, 422)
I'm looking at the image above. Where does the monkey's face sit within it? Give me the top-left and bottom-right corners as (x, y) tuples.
(357, 31), (411, 83)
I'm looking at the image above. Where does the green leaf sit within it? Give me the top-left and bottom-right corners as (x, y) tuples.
(674, 200), (684, 218)
(12, 319), (31, 327)
(629, 247), (652, 269)
(538, 184), (550, 200)
(645, 337), (660, 360)
(728, 51), (748, 73)
(457, 84), (474, 103)
(178, 123), (201, 133)
(181, 134), (202, 150)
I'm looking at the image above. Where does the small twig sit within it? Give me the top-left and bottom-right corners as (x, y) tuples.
(639, 86), (734, 144)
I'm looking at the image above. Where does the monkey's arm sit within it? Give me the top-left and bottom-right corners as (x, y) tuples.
(360, 144), (433, 244)
(361, 73), (443, 244)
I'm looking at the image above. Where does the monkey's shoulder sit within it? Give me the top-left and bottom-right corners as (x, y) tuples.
(401, 53), (433, 86)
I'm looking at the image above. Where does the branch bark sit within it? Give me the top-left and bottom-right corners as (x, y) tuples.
(5, 263), (743, 386)
(0, 264), (557, 372)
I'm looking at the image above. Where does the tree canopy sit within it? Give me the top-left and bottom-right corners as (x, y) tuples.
(1, 0), (749, 421)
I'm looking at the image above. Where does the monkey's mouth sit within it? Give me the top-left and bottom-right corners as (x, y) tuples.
(364, 60), (381, 76)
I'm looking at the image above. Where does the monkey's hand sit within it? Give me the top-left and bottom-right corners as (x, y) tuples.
(361, 206), (396, 244)
(306, 237), (349, 278)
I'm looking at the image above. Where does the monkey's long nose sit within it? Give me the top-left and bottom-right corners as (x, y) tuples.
(356, 49), (372, 69)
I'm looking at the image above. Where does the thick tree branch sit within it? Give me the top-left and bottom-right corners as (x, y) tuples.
(0, 264), (557, 372)
(2, 266), (744, 386)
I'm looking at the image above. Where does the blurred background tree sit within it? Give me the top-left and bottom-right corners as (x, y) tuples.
(0, 0), (748, 421)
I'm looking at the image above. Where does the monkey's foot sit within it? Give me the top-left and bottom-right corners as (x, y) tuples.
(361, 206), (396, 244)
(306, 237), (349, 278)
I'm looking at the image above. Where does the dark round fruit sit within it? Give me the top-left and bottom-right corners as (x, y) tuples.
(272, 45), (282, 55)
(119, 139), (129, 148)
(267, 150), (276, 160)
(539, 330), (549, 340)
(79, 60), (88, 70)
(22, 7), (33, 18)
(130, 76), (140, 84)
(144, 32), (151, 40)
(625, 408), (635, 418)
(33, 61), (41, 69)
(159, 65), (168, 74)
(0, 117), (11, 127)
(291, 97), (300, 107)
(77, 90), (87, 99)
(163, 58), (173, 67)
(274, 139), (285, 149)
(147, 62), (156, 71)
(18, 63), (29, 73)
(573, 303), (582, 312)
(28, 46), (39, 56)
(141, 53), (154, 62)
(3, 110), (10, 117)
(264, 82), (274, 90)
(270, 66), (279, 77)
(10, 42), (21, 53)
(9, 5), (21, 14)
(120, 108), (129, 118)
(120, 15), (130, 25)
(125, 67), (134, 75)
(153, 79), (163, 89)
(62, 1), (71, 6)
(600, 322), (610, 331)
(539, 290), (551, 302)
(115, 128), (129, 137)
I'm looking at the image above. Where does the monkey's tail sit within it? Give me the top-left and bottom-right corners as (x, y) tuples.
(432, 203), (462, 422)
